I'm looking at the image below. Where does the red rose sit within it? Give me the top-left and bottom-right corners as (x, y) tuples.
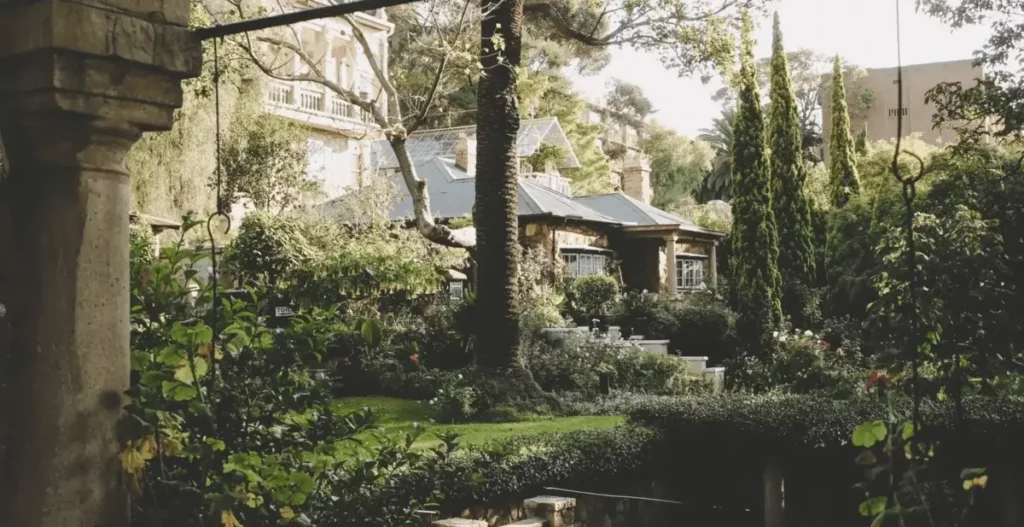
(409, 354), (420, 364)
(867, 370), (879, 389)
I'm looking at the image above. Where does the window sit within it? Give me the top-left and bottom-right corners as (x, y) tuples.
(561, 251), (611, 278)
(887, 108), (909, 117)
(676, 256), (706, 291)
(449, 281), (465, 300)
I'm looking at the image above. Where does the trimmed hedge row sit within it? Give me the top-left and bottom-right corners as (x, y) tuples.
(627, 393), (1024, 451)
(397, 426), (664, 513)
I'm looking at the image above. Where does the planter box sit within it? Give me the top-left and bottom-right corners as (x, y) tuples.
(677, 356), (709, 376)
(632, 340), (670, 355)
(703, 366), (725, 392)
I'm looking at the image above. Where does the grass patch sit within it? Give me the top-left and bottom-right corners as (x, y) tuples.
(332, 396), (624, 450)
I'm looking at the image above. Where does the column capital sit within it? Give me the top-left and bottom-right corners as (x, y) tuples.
(0, 0), (201, 134)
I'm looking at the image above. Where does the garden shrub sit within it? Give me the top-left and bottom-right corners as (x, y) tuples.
(725, 327), (869, 396)
(614, 291), (736, 364)
(627, 393), (1024, 452)
(524, 333), (708, 396)
(127, 223), (473, 527)
(613, 290), (676, 339)
(391, 426), (665, 513)
(567, 275), (619, 324)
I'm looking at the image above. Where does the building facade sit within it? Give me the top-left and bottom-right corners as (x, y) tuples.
(331, 119), (725, 295)
(258, 1), (394, 200)
(822, 58), (987, 157)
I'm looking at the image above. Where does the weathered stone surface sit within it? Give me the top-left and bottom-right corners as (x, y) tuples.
(433, 519), (488, 527)
(0, 0), (199, 524)
(525, 496), (577, 513)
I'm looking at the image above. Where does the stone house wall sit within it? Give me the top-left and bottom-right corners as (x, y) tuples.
(519, 221), (609, 261)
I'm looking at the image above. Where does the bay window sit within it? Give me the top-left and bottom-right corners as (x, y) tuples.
(561, 248), (612, 278)
(676, 254), (707, 291)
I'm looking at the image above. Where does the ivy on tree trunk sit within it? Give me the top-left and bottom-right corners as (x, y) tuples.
(474, 0), (524, 368)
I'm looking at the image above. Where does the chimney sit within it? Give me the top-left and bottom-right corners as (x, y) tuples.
(455, 134), (476, 176)
(622, 156), (652, 204)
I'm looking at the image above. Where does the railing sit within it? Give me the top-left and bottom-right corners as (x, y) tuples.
(298, 89), (324, 112)
(267, 83), (292, 104)
(264, 81), (380, 125)
(330, 98), (358, 119)
(522, 172), (572, 195)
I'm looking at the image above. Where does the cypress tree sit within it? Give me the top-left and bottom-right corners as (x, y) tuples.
(828, 55), (861, 208)
(768, 12), (815, 326)
(731, 12), (783, 357)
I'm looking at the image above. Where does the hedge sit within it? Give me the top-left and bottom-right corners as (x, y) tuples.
(397, 426), (665, 514)
(627, 393), (1024, 452)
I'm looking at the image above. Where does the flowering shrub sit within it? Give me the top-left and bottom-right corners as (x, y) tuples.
(728, 327), (869, 397)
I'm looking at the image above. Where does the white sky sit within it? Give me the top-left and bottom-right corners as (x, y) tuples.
(569, 0), (992, 136)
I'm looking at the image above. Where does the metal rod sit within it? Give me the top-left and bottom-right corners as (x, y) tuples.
(196, 0), (420, 40)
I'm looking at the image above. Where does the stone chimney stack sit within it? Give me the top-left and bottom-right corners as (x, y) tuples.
(622, 156), (652, 204)
(455, 134), (476, 176)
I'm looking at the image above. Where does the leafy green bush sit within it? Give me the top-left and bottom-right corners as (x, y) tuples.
(627, 393), (1024, 451)
(127, 221), (471, 526)
(613, 290), (676, 339)
(726, 328), (869, 396)
(614, 291), (736, 363)
(567, 275), (620, 323)
(393, 426), (665, 513)
(524, 333), (708, 396)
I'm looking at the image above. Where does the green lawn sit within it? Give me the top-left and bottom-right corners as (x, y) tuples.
(332, 396), (623, 450)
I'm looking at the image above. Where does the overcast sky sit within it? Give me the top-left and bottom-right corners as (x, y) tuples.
(570, 0), (992, 136)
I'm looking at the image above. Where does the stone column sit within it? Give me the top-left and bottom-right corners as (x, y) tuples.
(664, 234), (677, 296)
(763, 458), (785, 527)
(709, 240), (719, 289)
(0, 1), (200, 525)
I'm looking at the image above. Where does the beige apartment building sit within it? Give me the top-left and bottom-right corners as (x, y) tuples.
(822, 58), (986, 158)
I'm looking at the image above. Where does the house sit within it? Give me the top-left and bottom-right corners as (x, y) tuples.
(821, 58), (990, 159)
(255, 0), (394, 199)
(358, 118), (725, 294)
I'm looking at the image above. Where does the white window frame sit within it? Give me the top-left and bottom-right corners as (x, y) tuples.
(560, 249), (612, 278)
(676, 256), (707, 292)
(448, 280), (465, 300)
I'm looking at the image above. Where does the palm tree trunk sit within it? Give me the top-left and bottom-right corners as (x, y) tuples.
(474, 0), (524, 369)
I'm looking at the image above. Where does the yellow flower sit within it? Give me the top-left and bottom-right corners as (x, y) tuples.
(221, 509), (244, 527)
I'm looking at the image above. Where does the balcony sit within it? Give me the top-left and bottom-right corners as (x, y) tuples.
(264, 80), (382, 131)
(298, 89), (324, 112)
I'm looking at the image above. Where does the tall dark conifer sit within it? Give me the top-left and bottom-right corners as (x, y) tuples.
(731, 12), (783, 357)
(828, 55), (861, 208)
(767, 12), (815, 325)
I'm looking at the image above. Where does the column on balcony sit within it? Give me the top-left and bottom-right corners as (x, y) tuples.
(664, 233), (678, 296)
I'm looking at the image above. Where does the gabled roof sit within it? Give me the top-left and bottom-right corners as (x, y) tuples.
(370, 117), (581, 170)
(574, 193), (724, 236)
(385, 157), (618, 224)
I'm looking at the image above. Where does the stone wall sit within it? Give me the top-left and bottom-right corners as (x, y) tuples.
(520, 221), (609, 260)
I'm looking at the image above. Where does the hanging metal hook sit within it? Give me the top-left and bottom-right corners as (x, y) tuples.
(206, 35), (230, 395)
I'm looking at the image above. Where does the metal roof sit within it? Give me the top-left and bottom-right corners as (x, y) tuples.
(370, 117), (581, 170)
(385, 157), (619, 224)
(573, 193), (724, 236)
